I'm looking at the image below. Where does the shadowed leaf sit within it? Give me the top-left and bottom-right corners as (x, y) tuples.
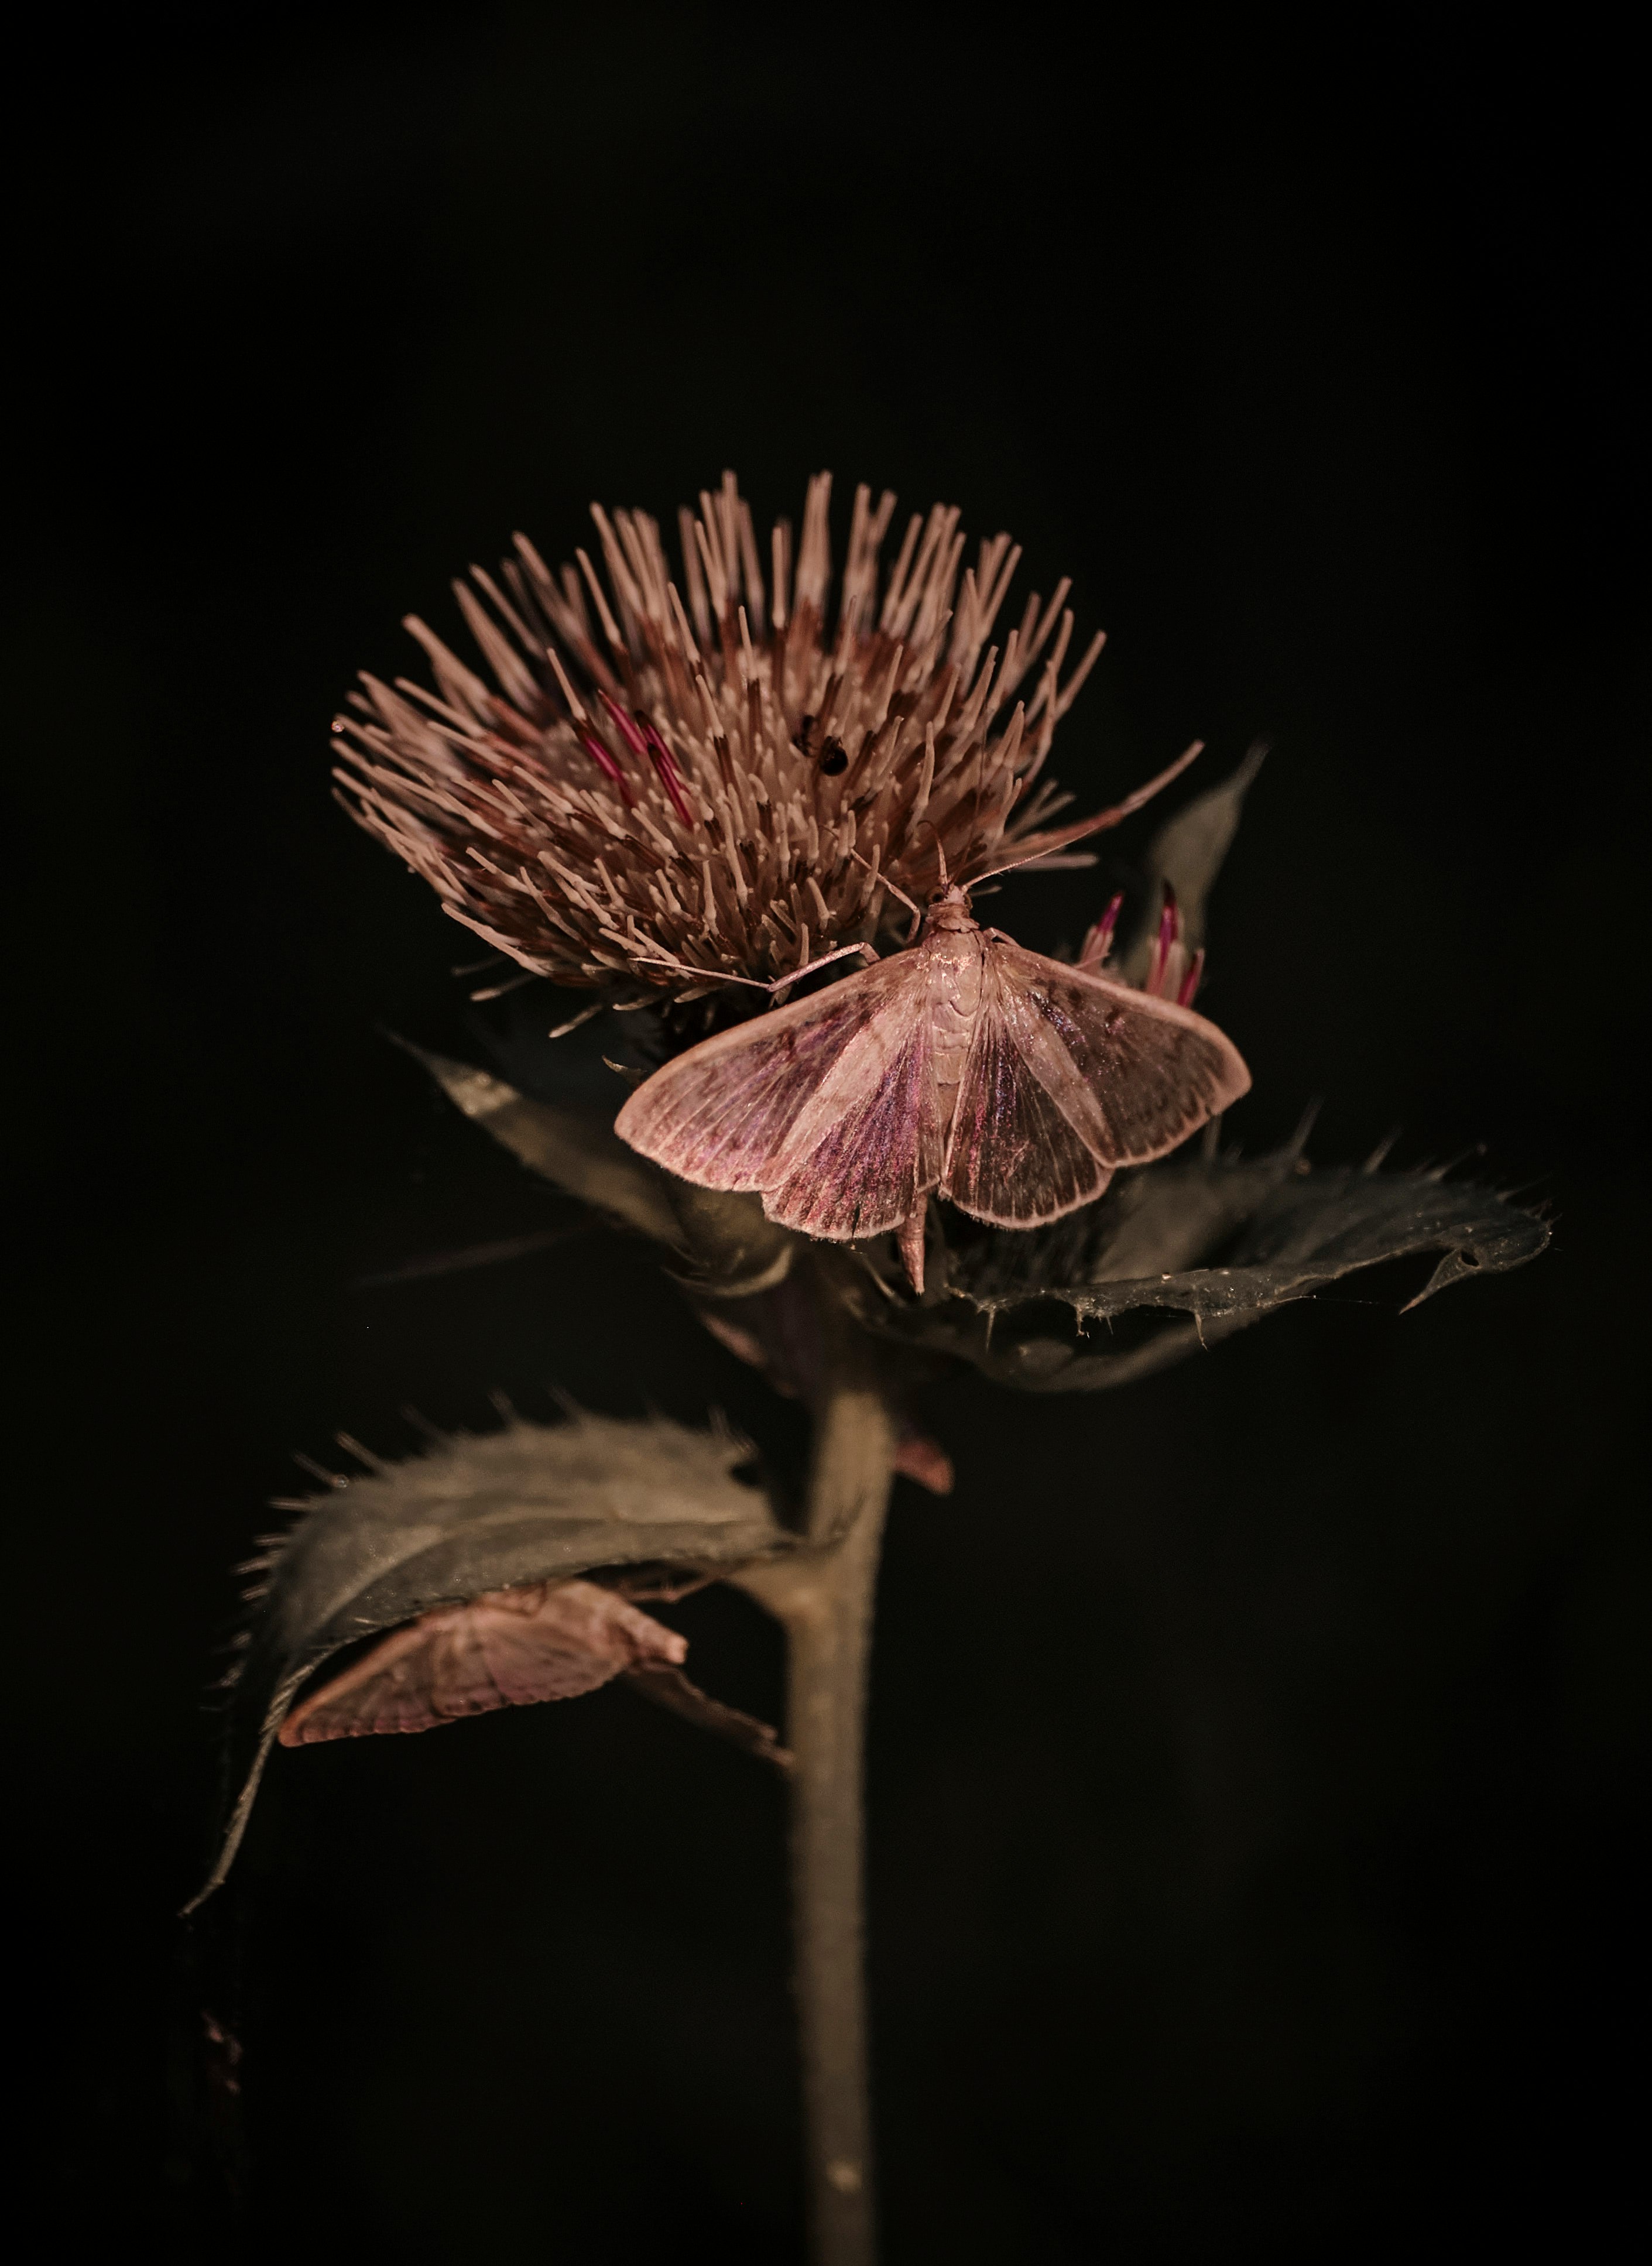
(190, 1408), (796, 1907)
(1120, 743), (1267, 980)
(396, 1038), (684, 1245)
(838, 1149), (1549, 1391)
(405, 1039), (797, 1294)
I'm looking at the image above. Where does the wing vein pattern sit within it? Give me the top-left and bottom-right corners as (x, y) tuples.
(944, 940), (1250, 1226)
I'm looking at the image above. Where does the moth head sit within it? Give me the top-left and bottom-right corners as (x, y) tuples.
(923, 881), (976, 931)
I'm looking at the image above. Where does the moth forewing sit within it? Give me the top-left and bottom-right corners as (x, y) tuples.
(765, 957), (942, 1194)
(613, 952), (916, 1192)
(763, 1001), (945, 1239)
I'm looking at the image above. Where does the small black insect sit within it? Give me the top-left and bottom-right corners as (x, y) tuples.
(790, 714), (848, 773)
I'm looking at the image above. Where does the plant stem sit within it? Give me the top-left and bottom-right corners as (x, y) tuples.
(786, 1500), (887, 2264)
(739, 1260), (898, 2266)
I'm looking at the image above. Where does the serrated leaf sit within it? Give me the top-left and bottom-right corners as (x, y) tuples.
(190, 1409), (796, 1906)
(839, 1151), (1548, 1391)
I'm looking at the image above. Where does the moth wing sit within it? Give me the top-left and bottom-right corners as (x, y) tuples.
(944, 938), (1251, 1226)
(279, 1580), (686, 1743)
(941, 958), (1115, 1225)
(759, 961), (948, 1239)
(615, 952), (927, 1200)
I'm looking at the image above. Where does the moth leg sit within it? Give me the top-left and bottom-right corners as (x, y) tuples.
(628, 941), (873, 996)
(628, 951), (776, 992)
(849, 848), (924, 944)
(896, 1201), (927, 1296)
(764, 941), (879, 996)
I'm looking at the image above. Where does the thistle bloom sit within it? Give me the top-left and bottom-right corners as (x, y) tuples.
(333, 472), (1109, 1003)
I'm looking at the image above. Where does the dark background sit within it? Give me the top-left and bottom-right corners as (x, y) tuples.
(8, 8), (1645, 2258)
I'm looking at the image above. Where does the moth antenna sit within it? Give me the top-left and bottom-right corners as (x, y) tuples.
(762, 941), (878, 994)
(966, 741), (1204, 886)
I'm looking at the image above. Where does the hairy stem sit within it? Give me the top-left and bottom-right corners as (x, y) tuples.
(739, 1260), (898, 2266)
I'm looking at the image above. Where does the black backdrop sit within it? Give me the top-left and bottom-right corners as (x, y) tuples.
(9, 9), (1644, 2260)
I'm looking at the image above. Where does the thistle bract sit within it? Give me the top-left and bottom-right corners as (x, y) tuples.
(333, 472), (1108, 999)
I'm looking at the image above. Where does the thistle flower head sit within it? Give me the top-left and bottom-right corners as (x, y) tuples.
(333, 472), (1108, 1001)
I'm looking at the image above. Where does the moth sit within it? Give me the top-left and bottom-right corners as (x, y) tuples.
(615, 748), (1251, 1291)
(279, 1579), (686, 1744)
(277, 1576), (791, 1768)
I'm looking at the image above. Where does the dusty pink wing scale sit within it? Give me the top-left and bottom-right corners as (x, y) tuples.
(278, 1579), (686, 1744)
(617, 951), (945, 1238)
(942, 988), (1115, 1223)
(944, 938), (1250, 1226)
(615, 953), (920, 1192)
(760, 988), (944, 1237)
